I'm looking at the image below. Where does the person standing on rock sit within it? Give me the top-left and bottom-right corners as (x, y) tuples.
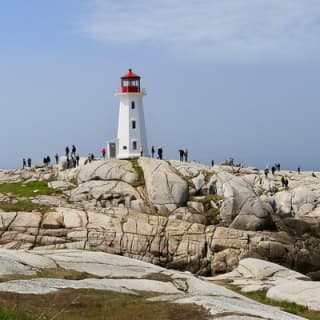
(101, 147), (106, 159)
(76, 154), (80, 167)
(151, 146), (155, 158)
(298, 166), (301, 174)
(184, 149), (188, 162)
(55, 153), (59, 165)
(179, 149), (184, 161)
(284, 178), (289, 190)
(264, 168), (269, 178)
(72, 145), (76, 156)
(211, 160), (214, 166)
(271, 166), (276, 175)
(281, 176), (285, 188)
(22, 158), (26, 169)
(158, 146), (163, 160)
(65, 146), (69, 157)
(27, 158), (32, 168)
(46, 156), (51, 166)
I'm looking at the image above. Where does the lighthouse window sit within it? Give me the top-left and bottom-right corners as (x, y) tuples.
(122, 146), (127, 150)
(132, 141), (137, 150)
(131, 101), (135, 109)
(132, 120), (136, 129)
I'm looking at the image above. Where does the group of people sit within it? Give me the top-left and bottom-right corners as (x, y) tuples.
(65, 145), (80, 168)
(265, 163), (282, 177)
(151, 146), (163, 160)
(22, 158), (32, 169)
(281, 176), (289, 189)
(178, 149), (188, 162)
(43, 155), (51, 166)
(85, 153), (96, 164)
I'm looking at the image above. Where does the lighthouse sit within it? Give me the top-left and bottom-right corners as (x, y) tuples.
(107, 69), (148, 159)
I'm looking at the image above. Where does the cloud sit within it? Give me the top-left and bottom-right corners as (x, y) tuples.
(80, 0), (320, 60)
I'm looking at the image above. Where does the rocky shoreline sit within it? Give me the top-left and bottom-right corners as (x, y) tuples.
(1, 158), (320, 317)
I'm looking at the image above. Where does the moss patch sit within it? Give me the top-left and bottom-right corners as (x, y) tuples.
(0, 200), (50, 212)
(130, 159), (145, 186)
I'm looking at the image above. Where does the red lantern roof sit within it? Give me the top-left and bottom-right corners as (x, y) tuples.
(121, 69), (140, 79)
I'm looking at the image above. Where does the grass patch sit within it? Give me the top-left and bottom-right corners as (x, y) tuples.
(224, 283), (320, 320)
(204, 207), (220, 225)
(0, 200), (50, 212)
(143, 272), (173, 282)
(131, 159), (145, 186)
(0, 268), (94, 283)
(0, 181), (56, 197)
(0, 307), (34, 320)
(0, 289), (210, 320)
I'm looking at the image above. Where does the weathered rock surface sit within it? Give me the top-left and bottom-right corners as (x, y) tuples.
(138, 158), (188, 212)
(0, 249), (307, 320)
(2, 160), (320, 278)
(0, 207), (303, 276)
(76, 159), (138, 184)
(214, 170), (273, 231)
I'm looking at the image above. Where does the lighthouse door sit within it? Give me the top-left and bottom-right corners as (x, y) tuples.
(108, 142), (116, 158)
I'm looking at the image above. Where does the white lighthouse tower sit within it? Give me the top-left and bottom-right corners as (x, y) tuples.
(108, 69), (148, 159)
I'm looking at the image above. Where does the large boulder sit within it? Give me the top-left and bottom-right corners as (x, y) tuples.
(138, 158), (188, 212)
(214, 170), (273, 231)
(77, 159), (138, 185)
(70, 180), (141, 207)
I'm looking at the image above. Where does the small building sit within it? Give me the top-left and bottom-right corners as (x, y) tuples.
(107, 69), (149, 159)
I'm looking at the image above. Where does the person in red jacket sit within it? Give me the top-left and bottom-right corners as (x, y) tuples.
(101, 147), (106, 159)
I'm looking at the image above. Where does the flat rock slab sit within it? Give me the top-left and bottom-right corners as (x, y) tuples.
(33, 249), (165, 278)
(0, 278), (179, 295)
(211, 258), (320, 313)
(267, 280), (320, 311)
(0, 249), (309, 319)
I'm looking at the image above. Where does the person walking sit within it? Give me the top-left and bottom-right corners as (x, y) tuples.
(281, 176), (285, 188)
(178, 149), (184, 162)
(151, 146), (155, 158)
(158, 146), (163, 160)
(22, 158), (26, 169)
(65, 146), (69, 157)
(101, 147), (106, 159)
(184, 149), (188, 162)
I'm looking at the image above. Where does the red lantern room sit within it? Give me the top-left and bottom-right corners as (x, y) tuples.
(121, 69), (141, 93)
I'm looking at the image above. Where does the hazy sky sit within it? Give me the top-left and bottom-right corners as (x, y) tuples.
(1, 0), (320, 169)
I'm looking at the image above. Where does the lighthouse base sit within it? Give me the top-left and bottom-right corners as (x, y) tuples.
(106, 139), (146, 159)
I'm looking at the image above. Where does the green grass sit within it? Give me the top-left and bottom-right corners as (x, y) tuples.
(0, 200), (50, 212)
(0, 289), (210, 320)
(224, 283), (320, 320)
(0, 307), (34, 320)
(0, 181), (56, 197)
(130, 159), (145, 186)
